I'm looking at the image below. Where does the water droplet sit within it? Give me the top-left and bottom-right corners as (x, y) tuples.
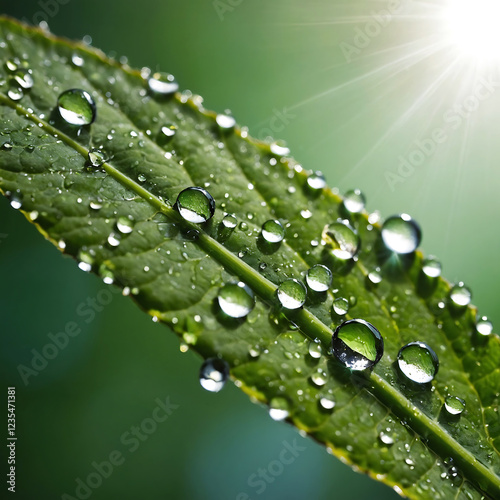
(116, 216), (134, 234)
(7, 87), (23, 101)
(99, 263), (115, 284)
(319, 396), (336, 411)
(307, 171), (326, 190)
(222, 213), (237, 229)
(308, 340), (323, 359)
(148, 72), (178, 95)
(216, 113), (236, 130)
(476, 316), (493, 336)
(306, 264), (332, 292)
(310, 368), (327, 387)
(343, 189), (366, 213)
(449, 282), (471, 307)
(217, 282), (255, 318)
(88, 148), (107, 167)
(277, 279), (307, 309)
(9, 193), (22, 209)
(269, 397), (290, 421)
(107, 232), (121, 247)
(57, 89), (96, 126)
(331, 319), (384, 371)
(175, 187), (215, 223)
(422, 256), (441, 278)
(381, 214), (421, 254)
(269, 141), (290, 157)
(77, 250), (93, 272)
(160, 123), (177, 140)
(261, 219), (285, 243)
(444, 396), (465, 416)
(199, 358), (229, 392)
(1, 141), (13, 151)
(379, 432), (394, 445)
(138, 173), (147, 183)
(397, 342), (439, 383)
(13, 70), (34, 90)
(322, 220), (360, 260)
(71, 53), (84, 67)
(5, 58), (19, 72)
(332, 297), (349, 316)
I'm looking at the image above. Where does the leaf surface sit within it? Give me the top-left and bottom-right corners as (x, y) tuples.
(0, 17), (499, 499)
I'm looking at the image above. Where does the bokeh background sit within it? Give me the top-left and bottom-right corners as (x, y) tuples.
(1, 0), (499, 498)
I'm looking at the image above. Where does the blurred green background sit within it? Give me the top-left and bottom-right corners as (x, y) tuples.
(1, 0), (499, 498)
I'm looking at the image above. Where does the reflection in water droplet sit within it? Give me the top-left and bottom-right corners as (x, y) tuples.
(476, 316), (493, 336)
(308, 340), (323, 359)
(222, 214), (237, 229)
(277, 279), (307, 309)
(331, 319), (384, 371)
(310, 368), (327, 387)
(306, 264), (332, 292)
(422, 256), (441, 278)
(148, 72), (179, 95)
(269, 397), (290, 421)
(217, 282), (255, 318)
(379, 432), (394, 445)
(261, 219), (285, 243)
(57, 89), (96, 126)
(175, 187), (215, 223)
(449, 282), (471, 307)
(307, 171), (326, 190)
(381, 214), (421, 254)
(9, 193), (22, 210)
(319, 396), (336, 411)
(368, 269), (382, 285)
(199, 358), (229, 392)
(332, 297), (349, 316)
(343, 189), (366, 213)
(7, 87), (23, 101)
(71, 53), (84, 67)
(444, 396), (465, 416)
(88, 148), (107, 167)
(397, 342), (439, 383)
(270, 141), (290, 156)
(216, 113), (236, 130)
(160, 123), (177, 140)
(323, 220), (360, 260)
(107, 232), (121, 247)
(116, 216), (134, 234)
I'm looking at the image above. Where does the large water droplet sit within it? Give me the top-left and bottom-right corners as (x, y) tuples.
(323, 220), (360, 260)
(332, 297), (349, 316)
(261, 219), (285, 243)
(331, 319), (384, 371)
(449, 282), (471, 307)
(476, 316), (493, 336)
(57, 89), (96, 126)
(381, 214), (421, 254)
(306, 264), (332, 292)
(277, 279), (307, 309)
(222, 213), (237, 229)
(422, 256), (441, 278)
(148, 72), (179, 95)
(319, 395), (336, 411)
(444, 396), (465, 416)
(307, 171), (326, 190)
(116, 216), (134, 234)
(216, 112), (236, 130)
(175, 187), (215, 223)
(269, 397), (290, 421)
(217, 282), (255, 318)
(199, 358), (229, 392)
(343, 189), (366, 213)
(397, 342), (439, 383)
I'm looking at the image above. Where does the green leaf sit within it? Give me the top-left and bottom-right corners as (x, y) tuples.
(1, 17), (499, 499)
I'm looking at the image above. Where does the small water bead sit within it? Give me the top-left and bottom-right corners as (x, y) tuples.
(332, 297), (349, 316)
(147, 72), (179, 95)
(13, 70), (34, 90)
(116, 216), (134, 234)
(331, 319), (384, 371)
(322, 220), (360, 260)
(9, 193), (22, 210)
(1, 141), (13, 151)
(368, 269), (382, 285)
(422, 256), (442, 278)
(5, 58), (19, 72)
(175, 187), (215, 223)
(397, 342), (439, 383)
(310, 368), (327, 387)
(199, 358), (229, 393)
(217, 282), (255, 318)
(88, 148), (107, 167)
(222, 214), (237, 229)
(276, 279), (307, 309)
(449, 282), (472, 307)
(71, 53), (84, 67)
(261, 219), (285, 243)
(269, 397), (290, 421)
(77, 250), (93, 272)
(476, 316), (493, 336)
(57, 89), (96, 126)
(319, 396), (336, 411)
(216, 113), (236, 130)
(379, 432), (394, 446)
(137, 173), (147, 183)
(444, 396), (465, 416)
(107, 232), (121, 247)
(7, 87), (23, 101)
(381, 214), (421, 254)
(308, 340), (323, 359)
(269, 141), (290, 157)
(307, 171), (326, 190)
(343, 189), (366, 213)
(306, 264), (332, 292)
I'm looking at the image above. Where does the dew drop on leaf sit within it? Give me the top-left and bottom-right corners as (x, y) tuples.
(269, 141), (290, 157)
(343, 188), (366, 213)
(310, 368), (327, 387)
(331, 319), (384, 371)
(199, 358), (229, 393)
(422, 256), (442, 278)
(13, 69), (34, 89)
(7, 86), (23, 101)
(261, 219), (285, 243)
(308, 340), (323, 359)
(332, 297), (349, 316)
(319, 396), (336, 411)
(276, 279), (307, 310)
(367, 269), (382, 285)
(57, 89), (96, 126)
(216, 112), (236, 130)
(397, 341), (439, 383)
(269, 397), (290, 421)
(71, 53), (84, 67)
(476, 316), (493, 336)
(381, 214), (421, 254)
(444, 396), (465, 416)
(175, 187), (215, 223)
(9, 193), (22, 209)
(217, 282), (255, 318)
(306, 171), (326, 190)
(378, 432), (394, 445)
(87, 148), (107, 167)
(448, 282), (472, 307)
(222, 213), (237, 229)
(159, 123), (177, 140)
(306, 264), (332, 292)
(147, 72), (178, 95)
(322, 220), (360, 260)
(107, 231), (121, 247)
(116, 216), (134, 234)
